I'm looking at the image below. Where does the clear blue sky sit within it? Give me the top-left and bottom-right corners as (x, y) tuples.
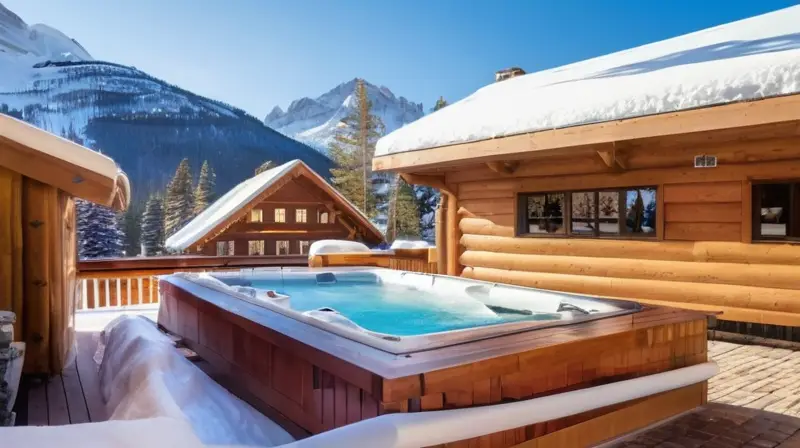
(4, 0), (796, 118)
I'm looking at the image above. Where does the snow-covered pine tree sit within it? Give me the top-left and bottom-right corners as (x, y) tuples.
(412, 96), (448, 241)
(141, 194), (165, 256)
(76, 199), (125, 259)
(164, 158), (194, 238)
(386, 176), (421, 242)
(255, 160), (275, 175)
(193, 160), (216, 216)
(328, 79), (385, 217)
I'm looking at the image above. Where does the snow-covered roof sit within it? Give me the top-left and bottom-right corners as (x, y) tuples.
(165, 160), (384, 251)
(0, 114), (130, 210)
(376, 6), (800, 158)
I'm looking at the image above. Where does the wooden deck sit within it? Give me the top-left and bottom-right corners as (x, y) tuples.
(14, 332), (105, 426)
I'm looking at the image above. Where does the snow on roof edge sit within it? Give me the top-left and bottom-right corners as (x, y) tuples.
(376, 5), (800, 157)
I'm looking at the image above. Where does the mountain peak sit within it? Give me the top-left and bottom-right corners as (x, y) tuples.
(265, 105), (284, 122)
(0, 1), (92, 62)
(264, 79), (424, 153)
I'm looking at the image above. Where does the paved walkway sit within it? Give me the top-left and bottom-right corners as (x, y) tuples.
(609, 340), (800, 447)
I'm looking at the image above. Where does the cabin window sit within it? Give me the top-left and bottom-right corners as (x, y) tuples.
(277, 240), (290, 255)
(274, 208), (286, 223)
(249, 209), (263, 223)
(753, 182), (800, 241)
(319, 211), (329, 224)
(216, 241), (227, 256)
(299, 240), (310, 255)
(518, 187), (656, 239)
(227, 241), (235, 256)
(248, 240), (265, 255)
(296, 208), (307, 223)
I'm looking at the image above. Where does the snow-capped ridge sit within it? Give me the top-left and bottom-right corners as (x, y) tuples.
(264, 78), (424, 152)
(0, 2), (92, 62)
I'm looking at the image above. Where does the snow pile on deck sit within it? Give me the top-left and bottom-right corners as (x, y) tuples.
(390, 240), (430, 249)
(308, 239), (371, 257)
(376, 6), (800, 156)
(97, 316), (294, 447)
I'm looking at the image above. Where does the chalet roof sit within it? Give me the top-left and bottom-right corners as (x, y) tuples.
(165, 160), (384, 251)
(0, 114), (130, 210)
(375, 6), (800, 166)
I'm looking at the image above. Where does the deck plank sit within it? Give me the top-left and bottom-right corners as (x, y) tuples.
(75, 331), (106, 422)
(61, 361), (90, 424)
(26, 378), (48, 426)
(45, 375), (70, 425)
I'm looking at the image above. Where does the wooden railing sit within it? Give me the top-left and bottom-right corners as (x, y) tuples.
(309, 248), (438, 274)
(76, 255), (307, 310)
(76, 249), (439, 311)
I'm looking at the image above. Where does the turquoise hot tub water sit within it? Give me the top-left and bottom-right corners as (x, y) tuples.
(246, 279), (557, 336)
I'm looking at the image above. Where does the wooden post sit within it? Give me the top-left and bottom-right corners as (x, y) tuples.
(435, 195), (448, 275)
(0, 167), (23, 340)
(446, 192), (461, 276)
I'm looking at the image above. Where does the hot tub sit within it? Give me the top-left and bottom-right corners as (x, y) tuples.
(165, 267), (640, 354)
(157, 267), (708, 442)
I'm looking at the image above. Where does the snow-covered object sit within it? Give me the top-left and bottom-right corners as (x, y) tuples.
(165, 160), (382, 251)
(98, 316), (294, 446)
(283, 362), (718, 448)
(0, 3), (92, 63)
(265, 78), (424, 153)
(308, 239), (371, 257)
(390, 240), (430, 250)
(376, 5), (800, 156)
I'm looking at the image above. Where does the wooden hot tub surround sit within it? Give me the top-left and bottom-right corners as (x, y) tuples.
(158, 278), (709, 447)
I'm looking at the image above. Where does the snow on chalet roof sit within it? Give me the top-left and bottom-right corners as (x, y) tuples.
(376, 6), (800, 157)
(165, 160), (383, 251)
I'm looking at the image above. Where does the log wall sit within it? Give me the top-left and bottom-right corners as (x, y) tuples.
(442, 135), (800, 326)
(0, 168), (77, 374)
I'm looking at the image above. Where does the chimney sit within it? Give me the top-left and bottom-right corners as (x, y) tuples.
(495, 67), (526, 82)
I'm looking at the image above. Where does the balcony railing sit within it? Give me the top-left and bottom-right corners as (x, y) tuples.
(76, 249), (439, 311)
(76, 255), (307, 310)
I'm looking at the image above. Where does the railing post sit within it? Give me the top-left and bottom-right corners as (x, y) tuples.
(138, 277), (143, 305)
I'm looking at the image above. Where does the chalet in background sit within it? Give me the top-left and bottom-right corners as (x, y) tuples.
(165, 160), (384, 256)
(0, 114), (130, 374)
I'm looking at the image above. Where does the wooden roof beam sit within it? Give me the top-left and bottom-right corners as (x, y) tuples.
(597, 146), (627, 171)
(400, 173), (455, 197)
(486, 160), (520, 175)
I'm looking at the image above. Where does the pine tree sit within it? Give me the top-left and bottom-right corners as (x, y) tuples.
(193, 160), (216, 216)
(164, 158), (194, 237)
(141, 194), (165, 256)
(386, 176), (421, 241)
(328, 79), (384, 217)
(120, 199), (144, 256)
(255, 160), (275, 175)
(432, 96), (448, 112)
(76, 199), (125, 259)
(411, 96), (449, 241)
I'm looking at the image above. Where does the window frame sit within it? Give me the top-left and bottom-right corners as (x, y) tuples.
(227, 241), (235, 256)
(248, 240), (265, 255)
(295, 208), (307, 223)
(216, 241), (227, 256)
(276, 240), (290, 255)
(752, 180), (800, 242)
(249, 209), (263, 223)
(319, 211), (329, 224)
(516, 186), (658, 240)
(274, 208), (286, 223)
(299, 240), (310, 255)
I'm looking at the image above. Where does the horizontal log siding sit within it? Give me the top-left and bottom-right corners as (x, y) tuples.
(448, 139), (800, 326)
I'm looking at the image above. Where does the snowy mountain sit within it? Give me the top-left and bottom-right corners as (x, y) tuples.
(264, 79), (424, 152)
(0, 2), (330, 201)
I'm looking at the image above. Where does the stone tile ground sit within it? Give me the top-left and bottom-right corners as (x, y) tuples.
(608, 341), (800, 447)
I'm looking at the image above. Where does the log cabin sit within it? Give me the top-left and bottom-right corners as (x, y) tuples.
(0, 114), (130, 374)
(165, 159), (384, 256)
(373, 6), (800, 332)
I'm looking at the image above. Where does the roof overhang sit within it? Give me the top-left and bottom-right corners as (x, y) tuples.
(372, 94), (800, 174)
(0, 114), (130, 210)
